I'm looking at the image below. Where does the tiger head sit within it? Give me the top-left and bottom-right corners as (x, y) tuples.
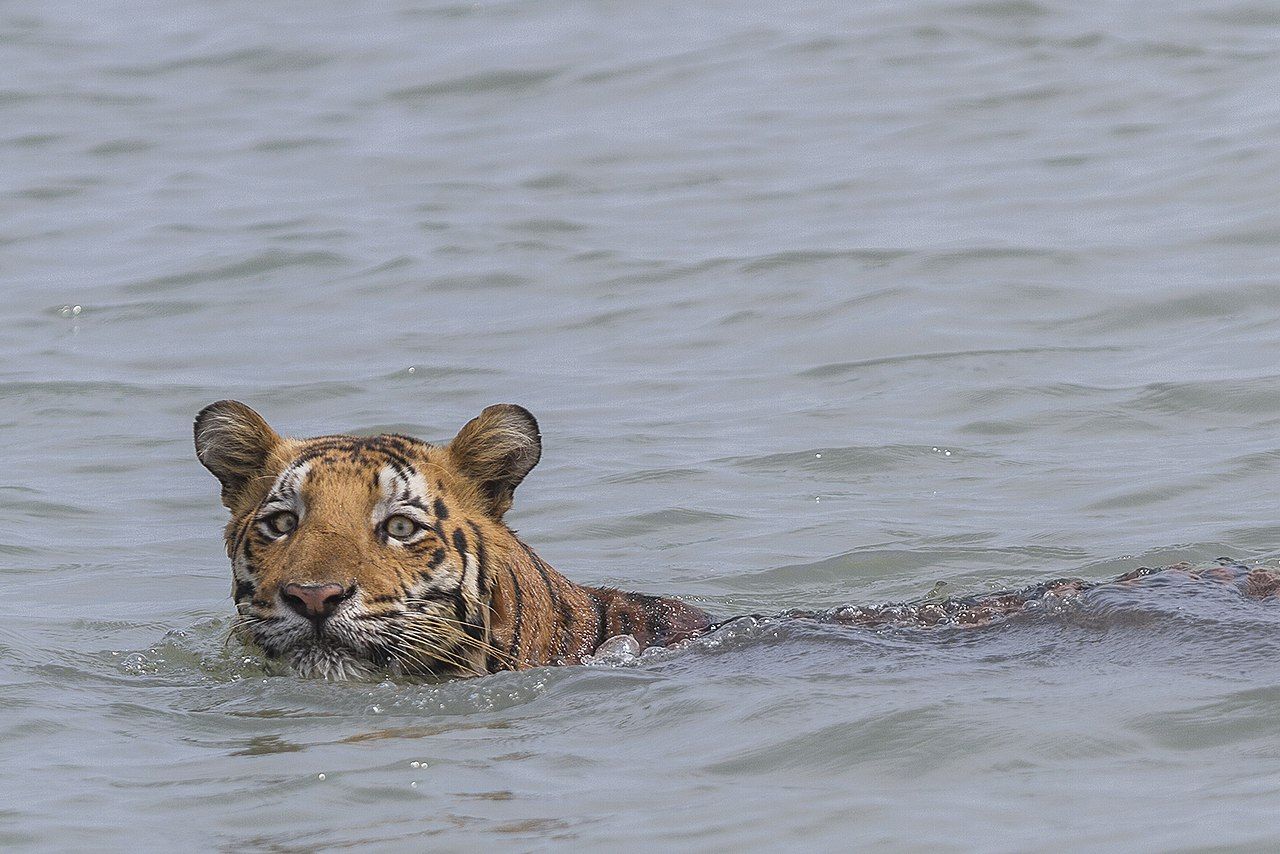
(194, 400), (540, 680)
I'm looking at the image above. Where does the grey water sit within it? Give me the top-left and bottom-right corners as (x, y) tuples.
(5, 0), (1280, 849)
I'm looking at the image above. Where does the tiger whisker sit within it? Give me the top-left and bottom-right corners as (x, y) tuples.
(222, 614), (266, 652)
(405, 615), (515, 664)
(389, 599), (514, 662)
(391, 627), (484, 675)
(392, 627), (475, 666)
(395, 615), (514, 667)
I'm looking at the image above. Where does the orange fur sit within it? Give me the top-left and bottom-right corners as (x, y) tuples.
(195, 401), (711, 679)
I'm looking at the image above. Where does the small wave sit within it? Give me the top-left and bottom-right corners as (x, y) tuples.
(389, 68), (563, 102)
(122, 249), (350, 294)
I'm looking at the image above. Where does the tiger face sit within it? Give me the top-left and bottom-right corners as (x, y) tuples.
(194, 400), (541, 679)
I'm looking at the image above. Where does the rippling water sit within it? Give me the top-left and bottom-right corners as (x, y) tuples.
(5, 0), (1280, 849)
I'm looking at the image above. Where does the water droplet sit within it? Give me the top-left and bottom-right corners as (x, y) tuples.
(410, 781), (418, 788)
(814, 496), (821, 502)
(815, 453), (822, 458)
(584, 634), (641, 666)
(317, 773), (326, 781)
(410, 761), (420, 768)
(407, 366), (416, 374)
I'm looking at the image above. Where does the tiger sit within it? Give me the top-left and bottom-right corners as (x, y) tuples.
(194, 400), (713, 679)
(195, 401), (1280, 680)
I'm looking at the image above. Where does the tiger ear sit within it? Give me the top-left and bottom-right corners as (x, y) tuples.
(447, 404), (541, 519)
(194, 400), (283, 510)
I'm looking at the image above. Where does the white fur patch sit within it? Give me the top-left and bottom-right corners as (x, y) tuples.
(460, 551), (480, 609)
(372, 463), (432, 540)
(288, 645), (375, 681)
(262, 460), (312, 516)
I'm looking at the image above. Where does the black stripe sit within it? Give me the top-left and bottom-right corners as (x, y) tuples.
(466, 521), (490, 593)
(618, 611), (633, 637)
(506, 562), (523, 661)
(374, 435), (424, 456)
(586, 590), (609, 650)
(466, 522), (497, 672)
(452, 589), (470, 636)
(460, 609), (485, 642)
(402, 498), (431, 514)
(407, 591), (455, 605)
(382, 457), (411, 487)
(299, 442), (417, 489)
(234, 580), (254, 601)
(433, 498), (449, 520)
(230, 515), (255, 560)
(523, 542), (572, 655)
(292, 443), (356, 467)
(381, 452), (419, 482)
(447, 527), (485, 650)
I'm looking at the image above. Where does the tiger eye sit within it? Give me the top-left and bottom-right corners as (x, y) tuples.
(385, 514), (418, 540)
(267, 511), (297, 535)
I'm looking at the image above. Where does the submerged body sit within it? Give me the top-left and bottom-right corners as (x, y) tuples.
(195, 401), (1280, 680)
(778, 561), (1280, 630)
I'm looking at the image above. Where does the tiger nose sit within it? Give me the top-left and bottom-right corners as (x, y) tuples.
(281, 583), (351, 621)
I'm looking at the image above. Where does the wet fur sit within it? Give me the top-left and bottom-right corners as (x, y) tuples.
(196, 402), (710, 679)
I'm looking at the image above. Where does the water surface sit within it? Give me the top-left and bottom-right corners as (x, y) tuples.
(4, 0), (1280, 849)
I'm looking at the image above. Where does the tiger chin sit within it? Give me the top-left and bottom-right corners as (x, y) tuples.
(194, 400), (712, 680)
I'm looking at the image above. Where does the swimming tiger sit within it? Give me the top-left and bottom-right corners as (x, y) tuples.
(195, 401), (1280, 680)
(195, 400), (712, 679)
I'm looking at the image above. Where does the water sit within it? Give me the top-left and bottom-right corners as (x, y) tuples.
(4, 0), (1280, 848)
